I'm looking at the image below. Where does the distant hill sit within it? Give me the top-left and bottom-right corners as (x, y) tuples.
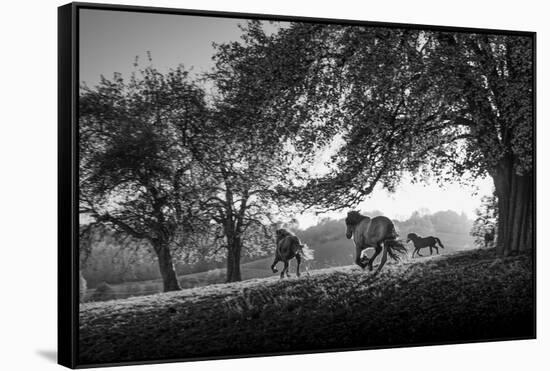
(79, 248), (533, 365)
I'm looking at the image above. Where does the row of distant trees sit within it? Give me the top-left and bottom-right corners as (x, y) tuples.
(80, 22), (533, 292)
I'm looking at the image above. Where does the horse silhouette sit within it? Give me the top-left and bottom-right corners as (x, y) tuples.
(406, 233), (445, 257)
(271, 229), (313, 279)
(345, 211), (407, 274)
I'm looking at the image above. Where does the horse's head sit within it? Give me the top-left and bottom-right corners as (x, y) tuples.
(406, 233), (417, 243)
(275, 228), (292, 242)
(345, 211), (363, 239)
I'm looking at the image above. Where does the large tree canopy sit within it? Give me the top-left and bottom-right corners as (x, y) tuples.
(230, 23), (533, 256)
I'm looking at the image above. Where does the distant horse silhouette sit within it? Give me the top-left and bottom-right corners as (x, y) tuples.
(484, 227), (495, 248)
(345, 211), (407, 274)
(406, 233), (445, 258)
(271, 229), (314, 279)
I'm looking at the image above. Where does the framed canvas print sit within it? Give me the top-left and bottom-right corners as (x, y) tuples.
(58, 2), (536, 368)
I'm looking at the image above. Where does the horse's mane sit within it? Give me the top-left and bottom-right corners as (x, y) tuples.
(275, 228), (294, 243)
(345, 211), (370, 226)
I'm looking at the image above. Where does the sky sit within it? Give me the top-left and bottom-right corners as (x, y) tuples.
(79, 9), (283, 87)
(79, 9), (495, 229)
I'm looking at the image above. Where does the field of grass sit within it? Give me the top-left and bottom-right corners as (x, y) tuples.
(79, 248), (534, 365)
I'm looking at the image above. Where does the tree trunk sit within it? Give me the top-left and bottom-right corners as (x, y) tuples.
(226, 236), (242, 283)
(493, 160), (533, 256)
(154, 241), (181, 292)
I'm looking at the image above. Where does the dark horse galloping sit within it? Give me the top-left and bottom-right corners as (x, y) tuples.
(406, 233), (445, 258)
(271, 229), (314, 279)
(345, 211), (407, 274)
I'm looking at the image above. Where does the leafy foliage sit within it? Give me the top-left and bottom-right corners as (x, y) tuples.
(471, 194), (499, 247)
(80, 64), (209, 241)
(225, 24), (533, 210)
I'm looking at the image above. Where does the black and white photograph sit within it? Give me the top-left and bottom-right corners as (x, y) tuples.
(58, 1), (536, 368)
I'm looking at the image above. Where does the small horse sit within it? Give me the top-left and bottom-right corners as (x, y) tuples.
(406, 233), (445, 258)
(484, 227), (495, 248)
(271, 229), (313, 279)
(345, 211), (407, 274)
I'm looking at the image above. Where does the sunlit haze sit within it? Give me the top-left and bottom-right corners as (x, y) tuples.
(295, 176), (494, 229)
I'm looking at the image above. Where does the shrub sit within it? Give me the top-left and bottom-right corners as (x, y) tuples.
(89, 281), (116, 302)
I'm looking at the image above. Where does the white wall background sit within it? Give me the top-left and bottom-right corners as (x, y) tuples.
(0, 0), (547, 370)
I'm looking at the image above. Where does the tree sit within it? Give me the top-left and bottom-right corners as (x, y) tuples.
(79, 65), (209, 292)
(426, 33), (533, 256)
(191, 24), (300, 282)
(228, 24), (533, 256)
(188, 116), (282, 282)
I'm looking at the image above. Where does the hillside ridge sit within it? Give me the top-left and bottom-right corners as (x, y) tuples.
(79, 248), (533, 365)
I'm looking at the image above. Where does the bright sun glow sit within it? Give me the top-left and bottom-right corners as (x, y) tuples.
(296, 176), (494, 228)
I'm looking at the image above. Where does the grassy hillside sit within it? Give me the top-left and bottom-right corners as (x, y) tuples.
(79, 248), (533, 365)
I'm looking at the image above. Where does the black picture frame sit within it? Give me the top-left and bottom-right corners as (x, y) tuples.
(58, 2), (536, 368)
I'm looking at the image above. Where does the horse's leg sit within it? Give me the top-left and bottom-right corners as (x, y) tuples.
(295, 254), (301, 277)
(367, 244), (382, 272)
(355, 246), (367, 269)
(271, 257), (280, 273)
(281, 260), (289, 279)
(374, 242), (388, 275)
(434, 245), (439, 254)
(429, 246), (433, 255)
(286, 261), (291, 278)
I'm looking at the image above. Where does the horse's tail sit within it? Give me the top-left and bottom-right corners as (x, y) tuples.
(385, 239), (407, 261)
(274, 240), (282, 260)
(389, 223), (399, 239)
(434, 237), (445, 249)
(298, 243), (314, 260)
